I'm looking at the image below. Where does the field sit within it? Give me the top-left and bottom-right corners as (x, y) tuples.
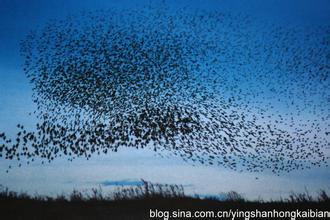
(1, 181), (329, 220)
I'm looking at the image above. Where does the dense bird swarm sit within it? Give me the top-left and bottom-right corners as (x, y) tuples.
(0, 6), (329, 174)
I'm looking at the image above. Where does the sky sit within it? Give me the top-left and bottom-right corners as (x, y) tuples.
(0, 0), (329, 200)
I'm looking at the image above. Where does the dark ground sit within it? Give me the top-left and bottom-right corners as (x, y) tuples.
(1, 197), (330, 220)
(1, 182), (329, 220)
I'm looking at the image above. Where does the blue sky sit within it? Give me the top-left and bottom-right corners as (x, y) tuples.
(0, 0), (329, 200)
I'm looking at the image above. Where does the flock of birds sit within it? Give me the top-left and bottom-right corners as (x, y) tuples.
(0, 6), (329, 174)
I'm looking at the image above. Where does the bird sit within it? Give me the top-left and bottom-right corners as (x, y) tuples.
(1, 5), (329, 175)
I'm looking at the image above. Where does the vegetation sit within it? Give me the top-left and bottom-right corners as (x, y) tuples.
(0, 181), (329, 219)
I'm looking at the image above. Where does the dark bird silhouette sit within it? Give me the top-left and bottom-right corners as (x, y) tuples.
(0, 6), (329, 174)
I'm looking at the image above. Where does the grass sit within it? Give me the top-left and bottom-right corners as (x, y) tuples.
(0, 181), (329, 219)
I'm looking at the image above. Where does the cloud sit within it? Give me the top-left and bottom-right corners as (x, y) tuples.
(100, 179), (144, 187)
(100, 179), (194, 188)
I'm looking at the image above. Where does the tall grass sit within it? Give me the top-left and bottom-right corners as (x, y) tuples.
(111, 179), (185, 200)
(0, 182), (329, 203)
